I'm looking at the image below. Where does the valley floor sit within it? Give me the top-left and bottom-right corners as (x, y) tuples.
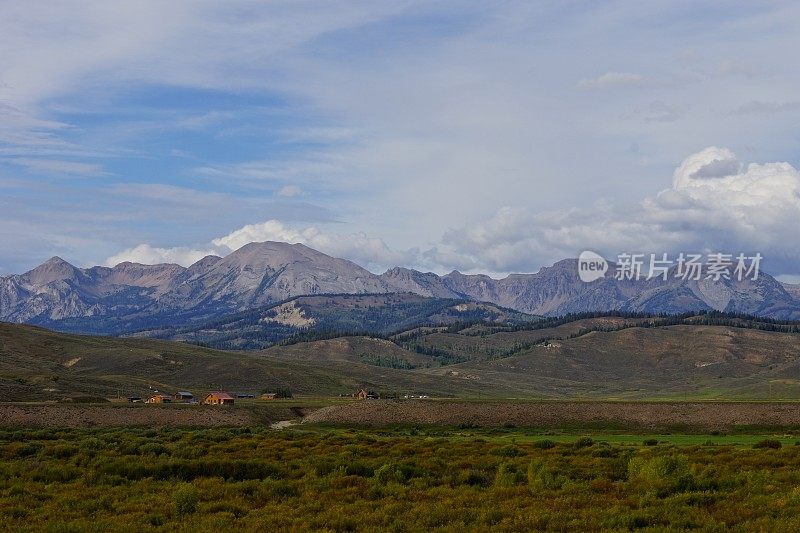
(3, 423), (800, 531)
(8, 399), (800, 431)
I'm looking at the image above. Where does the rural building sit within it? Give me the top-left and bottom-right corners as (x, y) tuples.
(236, 393), (255, 399)
(174, 391), (194, 401)
(202, 392), (235, 405)
(127, 396), (142, 403)
(145, 394), (171, 404)
(355, 389), (379, 400)
(261, 393), (277, 400)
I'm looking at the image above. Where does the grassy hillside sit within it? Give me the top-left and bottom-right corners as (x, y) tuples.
(0, 323), (491, 401)
(414, 321), (800, 399)
(5, 312), (800, 401)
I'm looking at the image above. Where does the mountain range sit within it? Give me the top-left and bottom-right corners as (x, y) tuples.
(2, 241), (799, 337)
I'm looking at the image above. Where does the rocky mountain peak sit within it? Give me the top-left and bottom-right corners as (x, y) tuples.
(22, 256), (80, 286)
(2, 243), (800, 333)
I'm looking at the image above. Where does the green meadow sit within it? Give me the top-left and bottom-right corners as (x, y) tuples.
(3, 425), (800, 531)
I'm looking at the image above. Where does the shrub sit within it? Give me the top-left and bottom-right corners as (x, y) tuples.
(532, 439), (556, 450)
(46, 444), (78, 459)
(19, 443), (44, 459)
(70, 395), (109, 403)
(643, 439), (659, 446)
(32, 465), (79, 483)
(460, 469), (491, 487)
(495, 462), (525, 486)
(753, 439), (782, 449)
(574, 437), (594, 448)
(374, 464), (400, 485)
(139, 443), (169, 456)
(527, 460), (563, 490)
(592, 447), (618, 458)
(266, 479), (299, 498)
(345, 462), (374, 477)
(173, 483), (199, 516)
(204, 501), (248, 518)
(627, 455), (694, 496)
(492, 445), (524, 457)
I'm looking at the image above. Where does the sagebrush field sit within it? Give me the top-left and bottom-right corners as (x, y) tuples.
(3, 425), (800, 531)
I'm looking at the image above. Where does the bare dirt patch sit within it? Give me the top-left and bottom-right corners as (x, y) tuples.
(305, 400), (800, 430)
(0, 404), (255, 428)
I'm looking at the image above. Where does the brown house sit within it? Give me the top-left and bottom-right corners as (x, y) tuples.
(261, 393), (277, 400)
(202, 392), (235, 405)
(355, 389), (379, 400)
(145, 394), (171, 404)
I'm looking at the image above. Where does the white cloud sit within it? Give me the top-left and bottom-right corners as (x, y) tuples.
(623, 101), (684, 123)
(578, 71), (648, 89)
(104, 244), (217, 267)
(106, 219), (418, 272)
(211, 219), (418, 271)
(303, 231), (419, 270)
(439, 147), (800, 276)
(6, 2), (800, 275)
(99, 147), (800, 277)
(6, 158), (109, 177)
(731, 101), (800, 115)
(211, 220), (316, 251)
(277, 185), (302, 197)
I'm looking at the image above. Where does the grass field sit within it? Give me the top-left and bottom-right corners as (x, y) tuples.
(3, 424), (800, 531)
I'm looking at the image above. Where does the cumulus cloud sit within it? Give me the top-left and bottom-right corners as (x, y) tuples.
(210, 220), (316, 251)
(672, 146), (742, 185)
(439, 147), (800, 276)
(105, 219), (417, 272)
(103, 147), (800, 277)
(104, 244), (218, 267)
(211, 219), (417, 270)
(302, 231), (419, 270)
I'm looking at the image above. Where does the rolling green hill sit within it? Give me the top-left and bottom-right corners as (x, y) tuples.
(5, 312), (800, 401)
(0, 322), (487, 401)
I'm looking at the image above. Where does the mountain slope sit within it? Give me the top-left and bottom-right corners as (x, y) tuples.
(0, 242), (396, 334)
(2, 243), (800, 336)
(438, 260), (800, 319)
(142, 293), (538, 349)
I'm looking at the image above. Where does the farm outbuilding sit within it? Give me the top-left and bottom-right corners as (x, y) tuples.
(174, 391), (194, 401)
(202, 392), (235, 405)
(261, 393), (277, 400)
(145, 394), (171, 404)
(355, 389), (379, 400)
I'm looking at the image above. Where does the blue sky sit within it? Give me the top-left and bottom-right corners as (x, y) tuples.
(2, 1), (800, 279)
